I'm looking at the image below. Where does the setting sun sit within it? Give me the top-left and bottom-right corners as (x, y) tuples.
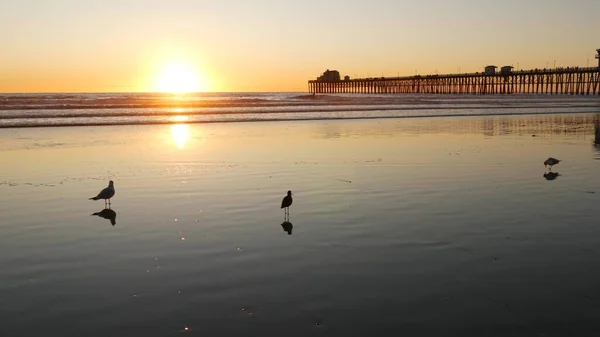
(154, 62), (207, 93)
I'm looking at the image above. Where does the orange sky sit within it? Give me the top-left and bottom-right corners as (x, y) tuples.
(1, 0), (599, 93)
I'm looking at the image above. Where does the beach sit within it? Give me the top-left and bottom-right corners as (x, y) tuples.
(1, 114), (600, 336)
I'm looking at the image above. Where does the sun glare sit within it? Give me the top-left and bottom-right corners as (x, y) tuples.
(155, 62), (206, 93)
(171, 114), (188, 123)
(171, 124), (190, 149)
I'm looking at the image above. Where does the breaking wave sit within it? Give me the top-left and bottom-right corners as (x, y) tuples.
(1, 92), (599, 128)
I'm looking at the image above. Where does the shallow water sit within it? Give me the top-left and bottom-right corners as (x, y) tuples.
(1, 114), (600, 336)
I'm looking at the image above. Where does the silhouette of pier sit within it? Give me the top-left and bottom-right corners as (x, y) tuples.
(308, 49), (600, 95)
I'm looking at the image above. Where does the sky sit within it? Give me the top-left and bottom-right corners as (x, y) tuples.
(1, 0), (599, 93)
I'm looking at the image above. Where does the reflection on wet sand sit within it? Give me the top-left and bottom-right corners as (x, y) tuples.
(594, 114), (600, 144)
(92, 208), (117, 226)
(281, 221), (293, 235)
(309, 113), (600, 140)
(593, 114), (600, 160)
(171, 123), (190, 149)
(5, 113), (600, 337)
(594, 144), (600, 160)
(543, 172), (560, 181)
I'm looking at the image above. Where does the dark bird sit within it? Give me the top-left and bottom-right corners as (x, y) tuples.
(543, 172), (560, 181)
(281, 190), (293, 221)
(544, 157), (560, 169)
(281, 221), (293, 235)
(92, 208), (117, 226)
(89, 180), (115, 207)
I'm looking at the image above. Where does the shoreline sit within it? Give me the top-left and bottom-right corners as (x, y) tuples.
(1, 110), (599, 129)
(2, 103), (600, 120)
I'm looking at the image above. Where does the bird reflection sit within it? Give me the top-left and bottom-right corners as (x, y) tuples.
(281, 221), (293, 235)
(543, 172), (560, 181)
(92, 208), (117, 226)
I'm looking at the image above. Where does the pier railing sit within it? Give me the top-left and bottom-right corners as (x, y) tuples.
(308, 67), (600, 95)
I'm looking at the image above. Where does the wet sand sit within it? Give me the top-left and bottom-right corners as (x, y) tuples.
(1, 115), (600, 336)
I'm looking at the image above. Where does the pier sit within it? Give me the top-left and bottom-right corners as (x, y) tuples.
(308, 50), (600, 95)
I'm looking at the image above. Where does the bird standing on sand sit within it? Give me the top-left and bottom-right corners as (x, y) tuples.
(544, 157), (561, 169)
(281, 190), (293, 221)
(89, 180), (115, 207)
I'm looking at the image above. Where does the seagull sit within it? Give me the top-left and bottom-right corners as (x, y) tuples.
(89, 180), (115, 207)
(281, 190), (293, 221)
(544, 157), (560, 169)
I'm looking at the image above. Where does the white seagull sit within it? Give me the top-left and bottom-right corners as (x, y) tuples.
(89, 180), (115, 207)
(544, 157), (561, 169)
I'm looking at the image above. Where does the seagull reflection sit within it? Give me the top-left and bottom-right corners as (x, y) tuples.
(543, 172), (560, 181)
(92, 208), (117, 226)
(281, 221), (293, 235)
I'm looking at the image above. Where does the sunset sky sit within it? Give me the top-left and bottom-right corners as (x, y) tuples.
(1, 0), (599, 93)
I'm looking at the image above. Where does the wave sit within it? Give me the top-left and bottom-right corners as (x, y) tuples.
(1, 103), (599, 120)
(0, 92), (300, 110)
(3, 92), (600, 110)
(1, 92), (600, 128)
(2, 108), (599, 129)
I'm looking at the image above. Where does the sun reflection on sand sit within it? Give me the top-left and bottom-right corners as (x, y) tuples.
(171, 124), (190, 149)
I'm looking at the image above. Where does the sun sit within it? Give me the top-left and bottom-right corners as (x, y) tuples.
(154, 62), (207, 93)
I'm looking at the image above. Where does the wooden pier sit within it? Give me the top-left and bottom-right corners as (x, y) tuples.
(310, 50), (600, 95)
(308, 67), (600, 95)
